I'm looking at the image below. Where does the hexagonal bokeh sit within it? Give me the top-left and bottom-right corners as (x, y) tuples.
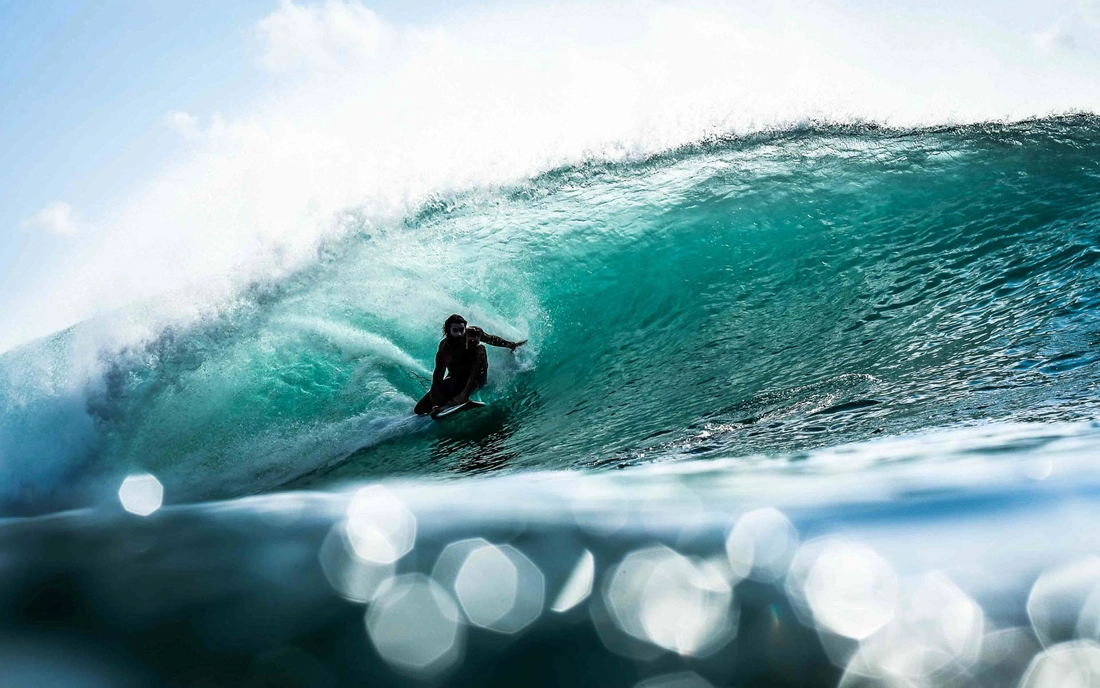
(455, 544), (517, 627)
(118, 473), (164, 516)
(841, 571), (985, 683)
(345, 485), (417, 564)
(1028, 556), (1100, 647)
(1019, 640), (1100, 688)
(318, 523), (395, 604)
(803, 539), (898, 640)
(603, 545), (734, 657)
(434, 538), (546, 634)
(725, 507), (798, 582)
(365, 574), (464, 676)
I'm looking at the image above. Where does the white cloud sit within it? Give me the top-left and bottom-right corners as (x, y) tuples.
(1034, 26), (1074, 52)
(256, 0), (384, 73)
(166, 110), (202, 141)
(1034, 0), (1100, 53)
(21, 201), (82, 237)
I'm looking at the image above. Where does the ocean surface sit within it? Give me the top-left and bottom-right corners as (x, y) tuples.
(2, 116), (1100, 686)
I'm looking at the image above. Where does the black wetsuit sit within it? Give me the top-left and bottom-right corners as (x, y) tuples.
(414, 338), (488, 414)
(414, 331), (519, 415)
(438, 338), (487, 393)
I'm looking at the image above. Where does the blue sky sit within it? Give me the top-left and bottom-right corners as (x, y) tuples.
(0, 1), (270, 325)
(0, 0), (472, 349)
(0, 0), (472, 223)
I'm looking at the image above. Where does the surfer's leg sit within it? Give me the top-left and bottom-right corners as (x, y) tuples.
(439, 377), (466, 402)
(414, 391), (435, 415)
(415, 377), (465, 414)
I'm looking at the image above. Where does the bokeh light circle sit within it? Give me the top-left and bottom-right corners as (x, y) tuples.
(365, 574), (464, 676)
(118, 473), (164, 516)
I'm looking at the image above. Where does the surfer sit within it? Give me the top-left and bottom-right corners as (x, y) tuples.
(414, 314), (525, 416)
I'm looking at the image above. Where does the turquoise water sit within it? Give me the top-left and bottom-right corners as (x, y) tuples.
(3, 116), (1099, 511)
(1, 116), (1100, 686)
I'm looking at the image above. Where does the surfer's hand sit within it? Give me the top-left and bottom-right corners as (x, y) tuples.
(509, 340), (527, 350)
(429, 405), (442, 419)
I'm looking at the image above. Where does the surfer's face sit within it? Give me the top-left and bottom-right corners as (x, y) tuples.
(448, 323), (466, 340)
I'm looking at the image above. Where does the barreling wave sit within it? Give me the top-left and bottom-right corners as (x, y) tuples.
(2, 115), (1100, 514)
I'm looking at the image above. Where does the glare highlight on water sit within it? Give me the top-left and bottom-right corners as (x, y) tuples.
(552, 550), (595, 613)
(603, 545), (734, 657)
(1020, 640), (1100, 688)
(725, 507), (799, 582)
(365, 574), (464, 676)
(117, 473), (164, 516)
(1028, 557), (1100, 647)
(433, 538), (545, 634)
(802, 540), (898, 640)
(838, 571), (984, 684)
(345, 485), (417, 564)
(318, 523), (395, 604)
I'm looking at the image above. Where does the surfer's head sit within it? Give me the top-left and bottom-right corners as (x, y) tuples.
(443, 314), (467, 341)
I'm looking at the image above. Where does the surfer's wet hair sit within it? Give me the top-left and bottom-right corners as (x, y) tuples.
(443, 314), (467, 336)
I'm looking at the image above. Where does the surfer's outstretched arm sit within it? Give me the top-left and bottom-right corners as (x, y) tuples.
(481, 332), (527, 350)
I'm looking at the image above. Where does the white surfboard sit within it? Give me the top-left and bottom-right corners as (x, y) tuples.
(432, 399), (486, 420)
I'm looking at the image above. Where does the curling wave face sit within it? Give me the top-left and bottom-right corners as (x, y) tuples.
(2, 116), (1100, 513)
